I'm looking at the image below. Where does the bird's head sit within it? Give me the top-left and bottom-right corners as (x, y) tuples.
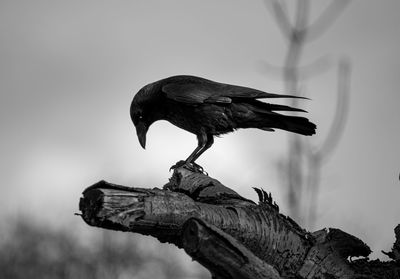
(130, 84), (160, 149)
(130, 104), (148, 149)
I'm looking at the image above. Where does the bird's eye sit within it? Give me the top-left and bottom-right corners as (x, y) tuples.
(134, 114), (143, 124)
(132, 113), (143, 125)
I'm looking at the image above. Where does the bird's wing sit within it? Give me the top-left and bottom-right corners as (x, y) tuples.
(162, 77), (307, 105)
(215, 83), (308, 100)
(162, 82), (219, 104)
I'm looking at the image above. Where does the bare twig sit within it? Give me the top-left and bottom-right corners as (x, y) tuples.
(317, 58), (351, 163)
(282, 0), (309, 223)
(258, 54), (332, 80)
(306, 0), (352, 42)
(264, 0), (292, 39)
(266, 1), (352, 227)
(304, 58), (351, 227)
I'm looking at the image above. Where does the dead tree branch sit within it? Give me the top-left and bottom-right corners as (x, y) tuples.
(79, 169), (400, 278)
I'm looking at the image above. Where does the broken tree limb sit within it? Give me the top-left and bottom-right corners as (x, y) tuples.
(79, 168), (400, 278)
(182, 218), (281, 279)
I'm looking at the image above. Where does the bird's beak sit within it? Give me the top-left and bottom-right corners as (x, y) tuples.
(135, 121), (148, 149)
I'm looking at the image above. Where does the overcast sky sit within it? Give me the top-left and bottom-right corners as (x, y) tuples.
(1, 0), (399, 260)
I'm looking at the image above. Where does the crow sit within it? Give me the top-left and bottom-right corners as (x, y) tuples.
(130, 75), (316, 173)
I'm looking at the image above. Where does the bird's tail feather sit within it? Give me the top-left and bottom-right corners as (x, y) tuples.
(250, 101), (307, 113)
(263, 114), (316, 136)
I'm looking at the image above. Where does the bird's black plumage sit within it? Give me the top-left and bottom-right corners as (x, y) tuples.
(130, 75), (316, 172)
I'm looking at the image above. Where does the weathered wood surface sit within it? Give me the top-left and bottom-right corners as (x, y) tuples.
(79, 168), (400, 278)
(182, 218), (281, 279)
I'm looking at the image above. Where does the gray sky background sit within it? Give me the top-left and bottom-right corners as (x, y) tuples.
(1, 0), (399, 260)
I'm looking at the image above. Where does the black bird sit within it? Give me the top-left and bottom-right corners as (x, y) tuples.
(130, 75), (316, 172)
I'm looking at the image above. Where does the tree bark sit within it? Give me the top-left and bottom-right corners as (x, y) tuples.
(79, 168), (400, 278)
(182, 218), (281, 279)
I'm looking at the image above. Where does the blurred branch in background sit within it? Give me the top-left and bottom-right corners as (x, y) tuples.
(305, 59), (351, 226)
(264, 0), (352, 228)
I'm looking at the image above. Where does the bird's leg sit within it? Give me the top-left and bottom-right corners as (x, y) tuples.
(186, 134), (214, 175)
(171, 134), (213, 174)
(170, 133), (207, 173)
(190, 135), (214, 172)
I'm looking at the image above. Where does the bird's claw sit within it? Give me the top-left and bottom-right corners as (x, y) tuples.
(170, 160), (207, 175)
(169, 160), (186, 171)
(191, 162), (206, 174)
